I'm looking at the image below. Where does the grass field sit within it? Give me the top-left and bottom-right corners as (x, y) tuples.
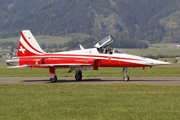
(0, 35), (72, 45)
(148, 43), (178, 49)
(0, 35), (72, 55)
(1, 61), (180, 119)
(0, 84), (180, 119)
(120, 43), (180, 56)
(1, 37), (180, 119)
(125, 49), (180, 56)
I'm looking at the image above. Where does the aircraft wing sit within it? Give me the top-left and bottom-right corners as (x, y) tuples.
(29, 64), (93, 67)
(0, 65), (30, 68)
(2, 64), (93, 68)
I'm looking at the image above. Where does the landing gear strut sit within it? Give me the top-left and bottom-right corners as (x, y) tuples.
(122, 67), (129, 82)
(75, 70), (82, 81)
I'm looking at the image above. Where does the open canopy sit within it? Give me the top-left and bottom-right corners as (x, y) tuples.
(94, 35), (116, 48)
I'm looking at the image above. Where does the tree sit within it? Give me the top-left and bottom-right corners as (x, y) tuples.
(41, 43), (46, 49)
(59, 44), (62, 49)
(48, 45), (52, 49)
(54, 48), (59, 52)
(11, 46), (15, 52)
(52, 43), (58, 48)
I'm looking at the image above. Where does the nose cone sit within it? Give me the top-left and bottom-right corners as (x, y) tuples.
(150, 59), (171, 66)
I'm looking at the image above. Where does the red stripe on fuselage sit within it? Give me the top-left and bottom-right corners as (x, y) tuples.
(19, 54), (150, 68)
(31, 54), (147, 62)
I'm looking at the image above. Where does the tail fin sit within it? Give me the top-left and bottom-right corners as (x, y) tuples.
(17, 30), (46, 57)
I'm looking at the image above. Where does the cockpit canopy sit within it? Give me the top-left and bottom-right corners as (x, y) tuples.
(94, 35), (116, 49)
(95, 35), (124, 54)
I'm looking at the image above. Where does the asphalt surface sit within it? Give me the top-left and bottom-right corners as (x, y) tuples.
(0, 77), (180, 86)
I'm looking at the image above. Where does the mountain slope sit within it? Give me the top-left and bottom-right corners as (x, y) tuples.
(0, 0), (52, 25)
(1, 0), (180, 43)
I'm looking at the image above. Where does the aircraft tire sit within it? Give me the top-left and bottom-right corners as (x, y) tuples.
(123, 75), (129, 82)
(50, 75), (57, 83)
(75, 73), (82, 81)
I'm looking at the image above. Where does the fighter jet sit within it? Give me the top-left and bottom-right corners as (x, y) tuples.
(6, 30), (170, 82)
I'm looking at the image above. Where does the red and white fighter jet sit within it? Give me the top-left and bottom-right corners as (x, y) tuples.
(6, 30), (170, 82)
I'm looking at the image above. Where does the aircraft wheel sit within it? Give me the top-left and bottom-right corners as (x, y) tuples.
(75, 73), (82, 81)
(50, 75), (57, 83)
(123, 75), (129, 82)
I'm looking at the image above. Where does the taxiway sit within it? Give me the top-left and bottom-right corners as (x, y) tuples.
(0, 77), (180, 86)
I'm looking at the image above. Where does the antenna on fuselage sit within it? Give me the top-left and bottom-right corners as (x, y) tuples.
(79, 44), (84, 50)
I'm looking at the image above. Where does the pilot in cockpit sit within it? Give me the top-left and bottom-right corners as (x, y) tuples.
(104, 48), (108, 54)
(108, 48), (112, 54)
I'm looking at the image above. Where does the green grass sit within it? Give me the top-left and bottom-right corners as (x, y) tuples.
(125, 49), (180, 56)
(121, 43), (180, 56)
(0, 35), (72, 55)
(0, 66), (180, 77)
(0, 33), (91, 46)
(158, 58), (177, 63)
(0, 35), (72, 45)
(35, 35), (72, 45)
(148, 43), (178, 49)
(0, 84), (180, 120)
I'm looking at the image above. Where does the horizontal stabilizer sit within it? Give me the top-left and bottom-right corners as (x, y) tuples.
(1, 63), (92, 69)
(0, 65), (30, 69)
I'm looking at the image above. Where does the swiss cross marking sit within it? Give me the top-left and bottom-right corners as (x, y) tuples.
(19, 46), (26, 54)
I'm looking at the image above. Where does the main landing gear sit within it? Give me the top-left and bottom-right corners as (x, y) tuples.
(49, 67), (83, 83)
(75, 70), (82, 81)
(122, 67), (129, 82)
(49, 67), (58, 83)
(49, 67), (130, 82)
(50, 75), (57, 83)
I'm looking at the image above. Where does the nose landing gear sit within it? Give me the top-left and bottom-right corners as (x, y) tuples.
(122, 67), (129, 82)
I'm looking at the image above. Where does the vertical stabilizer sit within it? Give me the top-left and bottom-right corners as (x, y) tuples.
(17, 30), (46, 57)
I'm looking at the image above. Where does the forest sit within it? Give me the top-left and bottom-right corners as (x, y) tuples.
(1, 0), (180, 49)
(64, 36), (148, 49)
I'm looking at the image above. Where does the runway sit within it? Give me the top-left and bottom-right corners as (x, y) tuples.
(0, 77), (180, 86)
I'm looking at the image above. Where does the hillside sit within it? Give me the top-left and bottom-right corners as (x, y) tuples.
(0, 0), (51, 24)
(1, 0), (180, 44)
